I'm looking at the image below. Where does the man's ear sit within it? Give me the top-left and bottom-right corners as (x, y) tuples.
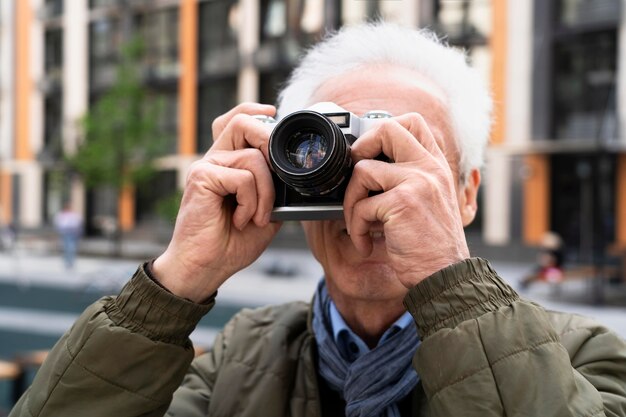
(458, 169), (481, 227)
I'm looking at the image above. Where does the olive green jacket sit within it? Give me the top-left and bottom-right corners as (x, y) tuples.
(10, 258), (626, 417)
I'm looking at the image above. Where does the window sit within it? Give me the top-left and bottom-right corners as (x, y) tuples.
(44, 28), (63, 91)
(550, 154), (616, 256)
(199, 0), (239, 76)
(429, 0), (491, 74)
(90, 0), (118, 9)
(43, 170), (67, 224)
(558, 0), (621, 27)
(197, 78), (238, 153)
(43, 0), (63, 18)
(43, 95), (63, 160)
(135, 170), (177, 224)
(552, 31), (617, 141)
(89, 18), (122, 90)
(433, 0), (491, 46)
(137, 7), (180, 80)
(259, 70), (290, 107)
(260, 0), (323, 45)
(150, 89), (179, 155)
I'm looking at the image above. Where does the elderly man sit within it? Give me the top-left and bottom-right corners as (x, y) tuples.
(10, 23), (626, 417)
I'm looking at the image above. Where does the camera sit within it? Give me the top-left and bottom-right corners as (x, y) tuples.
(258, 102), (392, 221)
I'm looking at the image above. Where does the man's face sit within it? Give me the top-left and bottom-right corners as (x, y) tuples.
(301, 64), (476, 306)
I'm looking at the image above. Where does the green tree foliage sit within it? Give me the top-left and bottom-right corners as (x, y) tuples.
(69, 38), (166, 190)
(156, 189), (183, 225)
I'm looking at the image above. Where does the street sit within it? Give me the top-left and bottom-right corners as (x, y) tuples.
(0, 246), (625, 413)
(0, 247), (625, 362)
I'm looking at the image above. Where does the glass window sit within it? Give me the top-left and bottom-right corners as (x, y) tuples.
(90, 0), (117, 9)
(198, 0), (239, 76)
(43, 169), (67, 224)
(86, 186), (117, 235)
(89, 18), (122, 90)
(550, 154), (616, 256)
(197, 78), (238, 153)
(149, 89), (179, 155)
(43, 0), (63, 18)
(43, 95), (63, 160)
(259, 70), (290, 107)
(260, 0), (323, 45)
(135, 170), (177, 224)
(44, 28), (63, 90)
(434, 0), (491, 46)
(137, 7), (180, 80)
(558, 0), (621, 27)
(552, 31), (617, 141)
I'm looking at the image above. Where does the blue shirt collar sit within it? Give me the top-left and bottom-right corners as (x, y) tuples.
(328, 300), (414, 362)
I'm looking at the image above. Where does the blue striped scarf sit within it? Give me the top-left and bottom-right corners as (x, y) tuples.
(312, 280), (420, 417)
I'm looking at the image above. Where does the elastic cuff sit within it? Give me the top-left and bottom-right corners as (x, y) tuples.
(105, 263), (215, 345)
(403, 258), (519, 339)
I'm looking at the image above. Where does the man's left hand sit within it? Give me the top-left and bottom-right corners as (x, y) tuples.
(344, 113), (469, 288)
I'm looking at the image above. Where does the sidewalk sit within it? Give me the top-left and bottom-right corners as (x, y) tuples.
(0, 245), (624, 340)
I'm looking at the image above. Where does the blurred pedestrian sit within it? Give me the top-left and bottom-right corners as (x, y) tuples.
(0, 221), (16, 252)
(54, 202), (82, 269)
(520, 231), (565, 289)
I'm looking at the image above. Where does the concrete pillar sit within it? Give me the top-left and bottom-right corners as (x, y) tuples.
(238, 0), (259, 104)
(63, 0), (88, 219)
(505, 0), (533, 146)
(63, 0), (88, 155)
(18, 162), (43, 228)
(379, 0), (419, 27)
(484, 148), (512, 245)
(0, 0), (15, 164)
(483, 0), (534, 245)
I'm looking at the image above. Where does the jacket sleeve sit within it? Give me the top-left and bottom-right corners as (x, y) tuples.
(165, 316), (233, 416)
(9, 264), (213, 417)
(404, 258), (626, 417)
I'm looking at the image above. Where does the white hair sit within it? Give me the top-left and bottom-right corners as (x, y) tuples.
(277, 22), (493, 179)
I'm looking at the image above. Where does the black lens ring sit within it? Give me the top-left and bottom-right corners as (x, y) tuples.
(269, 111), (336, 175)
(269, 111), (351, 195)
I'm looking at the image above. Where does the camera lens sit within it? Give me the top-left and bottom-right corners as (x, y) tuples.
(269, 111), (351, 196)
(285, 131), (328, 170)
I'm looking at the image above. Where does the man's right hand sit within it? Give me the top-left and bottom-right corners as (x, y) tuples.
(152, 103), (281, 303)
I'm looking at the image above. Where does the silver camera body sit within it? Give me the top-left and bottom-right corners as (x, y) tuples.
(259, 102), (391, 221)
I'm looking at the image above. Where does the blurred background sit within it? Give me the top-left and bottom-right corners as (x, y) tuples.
(0, 0), (625, 413)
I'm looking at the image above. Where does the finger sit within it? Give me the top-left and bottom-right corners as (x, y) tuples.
(210, 114), (273, 163)
(343, 159), (405, 232)
(205, 148), (275, 227)
(186, 162), (258, 230)
(394, 112), (447, 160)
(212, 102), (276, 139)
(352, 113), (444, 164)
(348, 191), (399, 257)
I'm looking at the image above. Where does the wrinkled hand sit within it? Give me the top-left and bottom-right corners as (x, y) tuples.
(153, 103), (281, 303)
(344, 113), (469, 288)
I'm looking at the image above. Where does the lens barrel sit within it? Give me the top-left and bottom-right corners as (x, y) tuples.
(269, 111), (352, 196)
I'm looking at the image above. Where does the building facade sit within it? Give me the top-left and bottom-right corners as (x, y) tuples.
(492, 0), (626, 262)
(1, 0), (625, 260)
